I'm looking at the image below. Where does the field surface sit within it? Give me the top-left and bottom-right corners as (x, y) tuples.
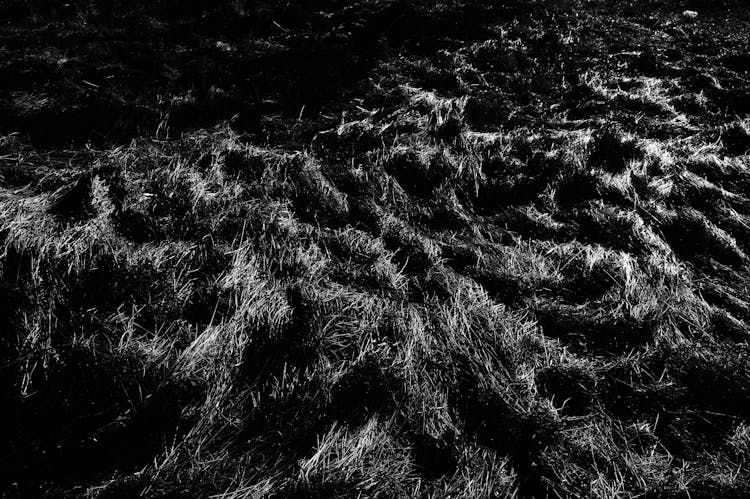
(3, 0), (750, 497)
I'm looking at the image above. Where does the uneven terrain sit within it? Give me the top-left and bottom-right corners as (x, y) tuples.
(3, 0), (750, 497)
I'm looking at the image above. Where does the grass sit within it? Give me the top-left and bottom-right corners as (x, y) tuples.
(3, 0), (750, 497)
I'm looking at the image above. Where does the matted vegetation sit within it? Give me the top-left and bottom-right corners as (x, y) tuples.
(3, 0), (750, 496)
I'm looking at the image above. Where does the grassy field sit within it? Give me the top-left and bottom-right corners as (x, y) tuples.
(3, 0), (750, 496)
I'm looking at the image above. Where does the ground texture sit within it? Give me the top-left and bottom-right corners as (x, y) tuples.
(3, 0), (750, 497)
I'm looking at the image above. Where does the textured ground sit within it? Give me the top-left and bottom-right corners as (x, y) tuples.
(3, 0), (750, 497)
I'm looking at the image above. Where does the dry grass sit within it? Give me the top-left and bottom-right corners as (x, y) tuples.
(3, 0), (750, 497)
